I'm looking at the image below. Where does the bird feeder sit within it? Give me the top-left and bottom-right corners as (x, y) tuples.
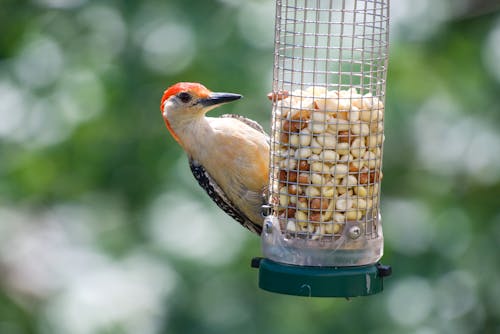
(253, 0), (392, 297)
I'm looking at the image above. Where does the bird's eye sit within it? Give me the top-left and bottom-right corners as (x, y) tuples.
(177, 92), (192, 103)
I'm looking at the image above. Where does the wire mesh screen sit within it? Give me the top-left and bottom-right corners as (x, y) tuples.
(265, 0), (389, 266)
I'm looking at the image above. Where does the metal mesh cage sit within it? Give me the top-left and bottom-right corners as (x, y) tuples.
(264, 0), (390, 266)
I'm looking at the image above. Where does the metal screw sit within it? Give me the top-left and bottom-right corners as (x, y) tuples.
(261, 204), (272, 217)
(264, 220), (273, 234)
(348, 226), (361, 239)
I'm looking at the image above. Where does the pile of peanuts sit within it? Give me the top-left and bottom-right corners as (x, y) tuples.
(270, 86), (384, 240)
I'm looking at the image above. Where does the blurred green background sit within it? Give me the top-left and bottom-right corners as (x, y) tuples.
(1, 0), (500, 333)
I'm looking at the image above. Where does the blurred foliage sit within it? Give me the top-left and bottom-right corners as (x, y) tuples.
(1, 0), (500, 334)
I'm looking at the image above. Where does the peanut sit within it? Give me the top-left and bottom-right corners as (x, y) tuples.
(367, 133), (384, 148)
(321, 223), (334, 234)
(337, 185), (348, 196)
(362, 151), (377, 169)
(286, 220), (297, 232)
(336, 194), (353, 211)
(311, 110), (328, 123)
(337, 175), (357, 195)
(337, 130), (350, 143)
(298, 160), (310, 171)
(297, 197), (308, 210)
(360, 93), (384, 110)
(309, 121), (328, 134)
(298, 173), (310, 184)
(289, 134), (300, 147)
(358, 169), (369, 184)
(372, 147), (382, 159)
(346, 209), (362, 221)
(310, 173), (326, 185)
(370, 120), (384, 134)
(286, 203), (297, 217)
(310, 161), (330, 174)
(298, 128), (313, 146)
(268, 90), (289, 101)
(324, 97), (339, 112)
(333, 223), (342, 234)
(305, 185), (321, 197)
(278, 169), (287, 182)
(308, 154), (321, 162)
(331, 163), (349, 178)
(282, 120), (293, 132)
(310, 212), (321, 222)
(279, 193), (289, 207)
(369, 170), (381, 183)
(353, 198), (367, 210)
(366, 198), (373, 209)
(310, 137), (323, 154)
(348, 106), (360, 122)
(338, 154), (352, 162)
(349, 159), (364, 171)
(321, 183), (336, 197)
(298, 221), (309, 231)
(327, 118), (350, 132)
(335, 142), (350, 155)
(295, 210), (307, 222)
(350, 137), (366, 158)
(290, 108), (311, 121)
(344, 175), (358, 187)
(333, 212), (346, 223)
(320, 199), (336, 221)
(360, 108), (383, 123)
(353, 185), (367, 197)
(319, 150), (339, 163)
(315, 133), (337, 149)
(310, 198), (329, 211)
(279, 157), (297, 170)
(369, 184), (380, 196)
(351, 123), (370, 136)
(280, 132), (289, 144)
(295, 147), (312, 160)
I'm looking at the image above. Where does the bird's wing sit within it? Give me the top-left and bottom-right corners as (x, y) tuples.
(221, 114), (268, 137)
(189, 158), (263, 235)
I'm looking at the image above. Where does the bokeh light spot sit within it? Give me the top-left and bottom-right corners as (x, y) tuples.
(0, 81), (28, 139)
(147, 191), (246, 266)
(34, 0), (87, 9)
(141, 22), (196, 75)
(483, 17), (500, 83)
(383, 198), (434, 256)
(413, 94), (500, 185)
(237, 2), (274, 49)
(435, 270), (478, 320)
(13, 36), (64, 89)
(77, 5), (127, 65)
(387, 276), (434, 326)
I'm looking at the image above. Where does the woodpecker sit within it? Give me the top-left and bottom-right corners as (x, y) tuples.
(160, 82), (269, 234)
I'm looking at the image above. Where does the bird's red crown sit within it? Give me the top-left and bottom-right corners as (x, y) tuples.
(160, 82), (211, 111)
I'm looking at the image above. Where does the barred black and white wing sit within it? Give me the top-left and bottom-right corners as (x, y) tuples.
(189, 158), (263, 235)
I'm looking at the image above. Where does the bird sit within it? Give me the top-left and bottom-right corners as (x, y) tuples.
(160, 82), (270, 234)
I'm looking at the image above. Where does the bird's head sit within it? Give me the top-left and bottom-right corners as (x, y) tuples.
(160, 82), (242, 120)
(160, 82), (242, 146)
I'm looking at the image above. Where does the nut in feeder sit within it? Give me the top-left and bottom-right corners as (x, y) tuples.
(253, 0), (392, 297)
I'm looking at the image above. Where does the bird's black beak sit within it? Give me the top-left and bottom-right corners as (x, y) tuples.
(200, 92), (242, 107)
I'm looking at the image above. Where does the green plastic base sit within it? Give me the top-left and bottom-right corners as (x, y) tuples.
(254, 258), (390, 297)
